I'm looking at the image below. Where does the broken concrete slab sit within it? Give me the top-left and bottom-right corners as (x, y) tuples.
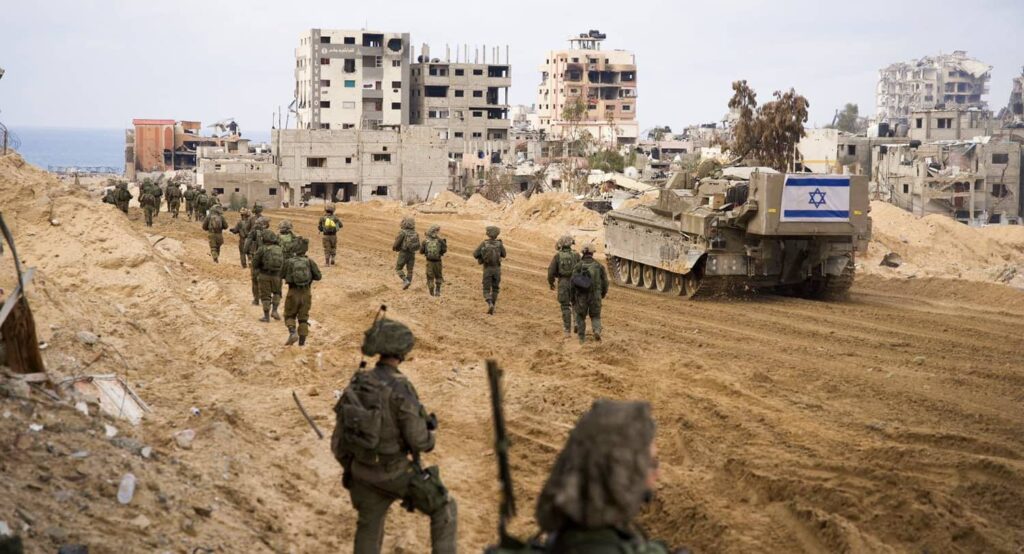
(60, 375), (151, 425)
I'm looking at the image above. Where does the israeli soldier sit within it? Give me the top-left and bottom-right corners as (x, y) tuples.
(165, 179), (182, 218)
(184, 185), (197, 220)
(392, 217), (420, 290)
(102, 187), (116, 206)
(418, 225), (447, 297)
(536, 400), (670, 554)
(278, 220), (299, 260)
(571, 244), (609, 344)
(252, 229), (284, 322)
(202, 204), (228, 263)
(331, 316), (458, 554)
(151, 179), (163, 219)
(472, 226), (507, 315)
(139, 178), (159, 227)
(318, 203), (343, 266)
(113, 181), (132, 214)
(193, 188), (210, 223)
(282, 237), (322, 346)
(547, 235), (581, 338)
(230, 207), (252, 268)
(244, 204), (270, 306)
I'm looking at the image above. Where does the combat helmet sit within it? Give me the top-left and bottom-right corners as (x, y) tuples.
(252, 203), (264, 214)
(426, 224), (441, 238)
(581, 243), (597, 255)
(400, 216), (416, 230)
(279, 220), (293, 233)
(557, 234), (574, 249)
(240, 207), (251, 217)
(261, 229), (278, 243)
(485, 225), (500, 239)
(293, 236), (310, 256)
(361, 318), (415, 360)
(325, 202), (336, 213)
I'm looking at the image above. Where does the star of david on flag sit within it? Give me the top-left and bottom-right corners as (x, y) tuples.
(780, 176), (850, 222)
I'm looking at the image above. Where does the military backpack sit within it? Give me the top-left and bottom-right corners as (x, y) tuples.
(322, 216), (340, 234)
(557, 250), (577, 277)
(208, 215), (225, 233)
(140, 190), (156, 206)
(286, 257), (313, 287)
(425, 238), (443, 261)
(402, 229), (421, 253)
(571, 262), (598, 292)
(263, 245), (284, 273)
(481, 240), (503, 266)
(332, 370), (402, 464)
(279, 233), (295, 256)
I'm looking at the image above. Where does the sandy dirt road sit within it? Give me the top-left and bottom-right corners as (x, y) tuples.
(2, 157), (1022, 553)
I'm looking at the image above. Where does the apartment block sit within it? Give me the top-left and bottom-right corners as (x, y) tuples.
(294, 29), (410, 130)
(875, 51), (991, 127)
(409, 44), (512, 168)
(536, 30), (639, 145)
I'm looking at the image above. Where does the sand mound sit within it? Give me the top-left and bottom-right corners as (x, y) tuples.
(864, 201), (1024, 287)
(430, 190), (466, 208)
(465, 193), (496, 209)
(505, 192), (604, 230)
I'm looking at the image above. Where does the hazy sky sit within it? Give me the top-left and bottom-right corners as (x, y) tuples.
(2, 0), (1022, 134)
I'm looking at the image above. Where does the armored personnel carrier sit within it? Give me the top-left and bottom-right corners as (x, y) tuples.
(603, 171), (871, 299)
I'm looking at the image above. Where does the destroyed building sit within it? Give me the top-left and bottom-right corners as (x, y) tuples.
(409, 43), (512, 183)
(125, 119), (241, 180)
(293, 29), (410, 130)
(196, 143), (278, 208)
(908, 108), (997, 142)
(536, 30), (639, 145)
(999, 67), (1024, 127)
(875, 51), (991, 127)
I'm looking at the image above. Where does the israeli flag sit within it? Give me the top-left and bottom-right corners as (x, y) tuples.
(780, 175), (850, 222)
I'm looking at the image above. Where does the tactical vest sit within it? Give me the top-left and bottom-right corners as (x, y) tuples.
(332, 369), (407, 465)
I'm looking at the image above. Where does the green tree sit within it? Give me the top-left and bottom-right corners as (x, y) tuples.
(727, 80), (809, 172)
(647, 125), (673, 141)
(728, 80), (759, 158)
(588, 149), (625, 172)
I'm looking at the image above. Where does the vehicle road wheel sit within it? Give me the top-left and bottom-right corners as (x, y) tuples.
(613, 257), (631, 285)
(654, 269), (673, 293)
(642, 265), (657, 289)
(629, 261), (643, 287)
(682, 265), (705, 298)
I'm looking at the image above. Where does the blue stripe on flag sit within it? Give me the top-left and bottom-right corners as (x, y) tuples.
(783, 210), (850, 218)
(785, 177), (850, 187)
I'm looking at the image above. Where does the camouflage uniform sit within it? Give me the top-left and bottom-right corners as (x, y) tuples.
(140, 179), (159, 227)
(113, 182), (132, 214)
(201, 205), (228, 262)
(536, 400), (668, 554)
(419, 225), (447, 297)
(165, 181), (182, 218)
(244, 205), (270, 305)
(102, 187), (116, 206)
(331, 318), (458, 554)
(473, 226), (507, 315)
(282, 237), (322, 346)
(278, 220), (299, 260)
(318, 203), (343, 266)
(184, 186), (197, 220)
(571, 245), (609, 343)
(230, 208), (252, 268)
(252, 229), (283, 321)
(193, 190), (210, 223)
(547, 235), (581, 337)
(392, 217), (419, 290)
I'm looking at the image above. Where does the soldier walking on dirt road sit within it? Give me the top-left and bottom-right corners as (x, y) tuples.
(202, 204), (228, 263)
(244, 204), (270, 306)
(536, 399), (674, 553)
(113, 181), (132, 214)
(473, 225), (506, 315)
(229, 207), (252, 268)
(419, 225), (447, 297)
(548, 235), (581, 338)
(165, 179), (182, 218)
(184, 185), (196, 220)
(139, 178), (160, 227)
(282, 237), (322, 346)
(571, 244), (608, 344)
(252, 229), (284, 322)
(331, 316), (458, 554)
(318, 203), (343, 266)
(392, 217), (420, 290)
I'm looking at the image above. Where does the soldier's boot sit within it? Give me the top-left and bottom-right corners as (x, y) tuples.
(325, 255), (331, 266)
(271, 302), (281, 320)
(564, 328), (571, 338)
(435, 284), (442, 297)
(298, 335), (306, 346)
(402, 278), (412, 290)
(285, 326), (299, 346)
(593, 317), (603, 342)
(487, 300), (495, 315)
(259, 309), (270, 323)
(211, 250), (219, 263)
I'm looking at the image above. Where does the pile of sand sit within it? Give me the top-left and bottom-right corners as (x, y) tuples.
(864, 200), (1024, 288)
(465, 193), (496, 210)
(429, 190), (466, 208)
(504, 192), (604, 230)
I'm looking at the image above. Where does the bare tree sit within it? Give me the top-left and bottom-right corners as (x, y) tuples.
(727, 80), (809, 172)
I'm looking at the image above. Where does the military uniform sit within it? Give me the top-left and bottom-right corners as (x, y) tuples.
(193, 190), (210, 224)
(184, 186), (197, 220)
(140, 179), (160, 227)
(113, 182), (132, 214)
(318, 204), (343, 266)
(252, 229), (283, 321)
(244, 207), (270, 306)
(282, 237), (322, 346)
(392, 217), (419, 290)
(331, 319), (458, 554)
(473, 226), (507, 315)
(536, 400), (669, 554)
(165, 182), (182, 218)
(419, 225), (447, 297)
(278, 220), (300, 260)
(230, 208), (252, 268)
(548, 236), (582, 337)
(202, 205), (228, 262)
(571, 246), (609, 343)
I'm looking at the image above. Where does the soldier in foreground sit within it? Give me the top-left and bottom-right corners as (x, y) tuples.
(244, 204), (270, 306)
(547, 235), (581, 338)
(165, 178), (182, 218)
(536, 399), (671, 553)
(331, 314), (458, 553)
(139, 178), (159, 227)
(318, 202), (343, 266)
(419, 224), (447, 297)
(202, 204), (228, 263)
(282, 237), (321, 346)
(113, 180), (132, 214)
(184, 184), (196, 220)
(229, 207), (252, 268)
(571, 244), (608, 343)
(252, 229), (284, 322)
(473, 226), (506, 315)
(392, 217), (420, 290)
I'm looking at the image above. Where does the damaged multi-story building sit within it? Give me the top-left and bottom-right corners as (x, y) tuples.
(998, 67), (1024, 127)
(875, 50), (991, 127)
(409, 43), (512, 187)
(125, 119), (242, 180)
(536, 30), (639, 146)
(293, 29), (410, 130)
